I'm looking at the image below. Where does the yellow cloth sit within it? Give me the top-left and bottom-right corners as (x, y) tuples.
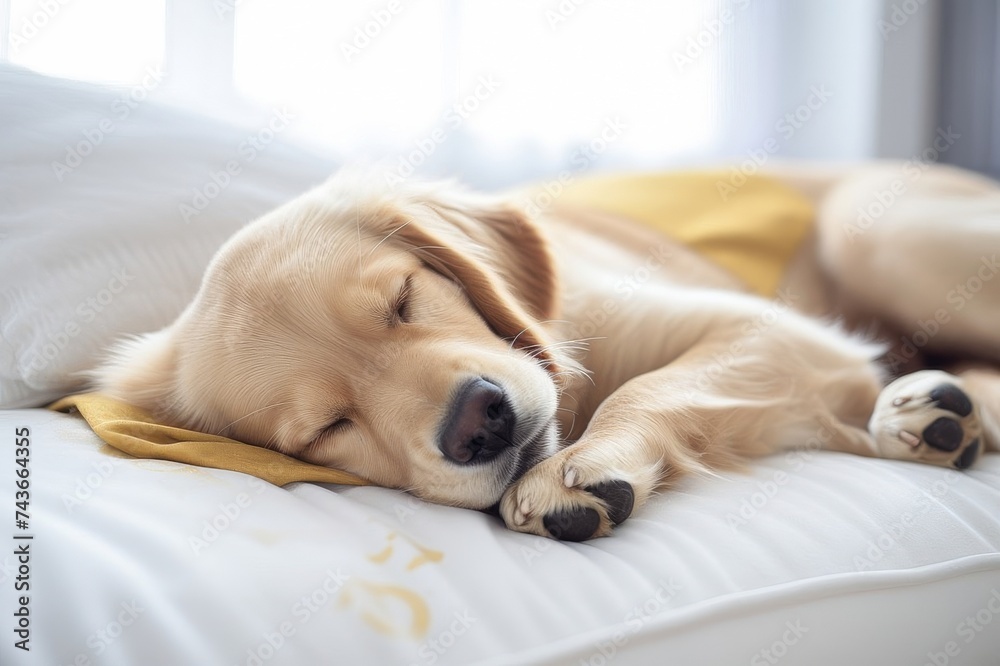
(545, 171), (815, 297)
(49, 393), (369, 487)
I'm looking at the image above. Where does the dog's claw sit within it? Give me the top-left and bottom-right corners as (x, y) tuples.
(563, 467), (578, 487)
(513, 497), (533, 525)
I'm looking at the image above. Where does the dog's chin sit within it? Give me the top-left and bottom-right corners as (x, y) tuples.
(480, 418), (559, 516)
(508, 421), (558, 484)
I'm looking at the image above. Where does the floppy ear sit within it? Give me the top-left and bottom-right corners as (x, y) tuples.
(386, 189), (562, 371)
(422, 192), (560, 322)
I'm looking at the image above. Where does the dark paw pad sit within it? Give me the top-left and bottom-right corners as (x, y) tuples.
(929, 384), (973, 417)
(955, 439), (980, 470)
(585, 480), (635, 525)
(543, 506), (600, 542)
(923, 417), (963, 452)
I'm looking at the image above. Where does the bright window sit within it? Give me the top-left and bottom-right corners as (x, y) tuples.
(4, 1), (893, 185)
(7, 0), (165, 85)
(233, 1), (721, 163)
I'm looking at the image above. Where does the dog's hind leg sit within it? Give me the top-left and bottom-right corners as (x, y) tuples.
(867, 369), (990, 470)
(816, 162), (1000, 362)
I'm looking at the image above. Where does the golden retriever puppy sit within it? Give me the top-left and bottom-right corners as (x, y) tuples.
(95, 164), (1000, 541)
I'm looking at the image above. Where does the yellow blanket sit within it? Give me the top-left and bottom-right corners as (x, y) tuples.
(49, 393), (369, 487)
(52, 171), (814, 482)
(543, 171), (814, 297)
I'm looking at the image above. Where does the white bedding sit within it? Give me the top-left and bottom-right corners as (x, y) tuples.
(3, 64), (1000, 666)
(2, 408), (998, 665)
(0, 64), (336, 408)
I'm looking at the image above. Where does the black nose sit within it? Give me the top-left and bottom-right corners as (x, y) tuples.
(439, 378), (515, 463)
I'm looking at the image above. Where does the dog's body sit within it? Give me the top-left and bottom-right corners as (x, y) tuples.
(96, 162), (1000, 541)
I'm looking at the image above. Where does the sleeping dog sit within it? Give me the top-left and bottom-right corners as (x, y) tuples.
(95, 162), (1000, 541)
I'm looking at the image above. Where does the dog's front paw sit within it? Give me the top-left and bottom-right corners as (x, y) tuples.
(499, 445), (658, 541)
(870, 370), (983, 470)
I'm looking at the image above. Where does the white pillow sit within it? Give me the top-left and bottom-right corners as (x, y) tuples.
(0, 65), (337, 407)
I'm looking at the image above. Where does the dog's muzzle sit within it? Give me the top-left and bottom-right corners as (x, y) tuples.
(438, 378), (516, 464)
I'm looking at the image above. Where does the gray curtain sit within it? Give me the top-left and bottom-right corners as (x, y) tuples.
(937, 1), (1000, 179)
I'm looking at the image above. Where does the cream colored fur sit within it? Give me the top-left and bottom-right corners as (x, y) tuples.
(95, 162), (1000, 539)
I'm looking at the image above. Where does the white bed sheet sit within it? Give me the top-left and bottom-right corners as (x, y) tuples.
(1, 407), (999, 666)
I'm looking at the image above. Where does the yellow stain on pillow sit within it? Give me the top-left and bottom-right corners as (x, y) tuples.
(542, 171), (815, 297)
(49, 393), (369, 487)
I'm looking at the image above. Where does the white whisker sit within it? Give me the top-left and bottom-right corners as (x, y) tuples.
(220, 400), (296, 435)
(368, 219), (413, 257)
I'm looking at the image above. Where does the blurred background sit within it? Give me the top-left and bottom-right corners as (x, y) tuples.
(1, 0), (998, 188)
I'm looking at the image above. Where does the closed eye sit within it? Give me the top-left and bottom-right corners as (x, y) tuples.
(391, 274), (414, 325)
(301, 416), (353, 457)
(324, 417), (352, 435)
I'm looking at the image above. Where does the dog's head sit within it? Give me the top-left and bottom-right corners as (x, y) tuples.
(95, 173), (572, 508)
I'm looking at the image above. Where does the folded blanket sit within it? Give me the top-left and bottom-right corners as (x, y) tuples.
(49, 393), (369, 487)
(534, 171), (815, 297)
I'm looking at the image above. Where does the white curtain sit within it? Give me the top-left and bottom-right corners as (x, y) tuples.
(3, 0), (919, 188)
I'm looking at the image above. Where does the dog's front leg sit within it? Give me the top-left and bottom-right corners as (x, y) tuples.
(500, 299), (884, 541)
(499, 349), (751, 541)
(499, 374), (675, 541)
